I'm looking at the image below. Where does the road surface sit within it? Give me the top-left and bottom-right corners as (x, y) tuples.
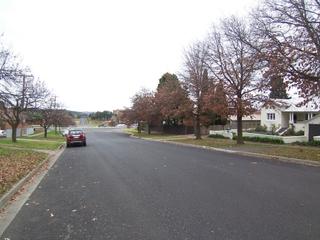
(1, 128), (320, 239)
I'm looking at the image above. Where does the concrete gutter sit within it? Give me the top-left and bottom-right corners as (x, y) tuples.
(131, 135), (320, 167)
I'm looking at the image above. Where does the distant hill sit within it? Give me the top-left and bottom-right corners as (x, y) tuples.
(67, 110), (93, 118)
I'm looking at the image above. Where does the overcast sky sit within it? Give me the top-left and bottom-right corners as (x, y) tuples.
(0, 0), (259, 112)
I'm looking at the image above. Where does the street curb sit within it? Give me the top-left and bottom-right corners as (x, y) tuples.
(131, 135), (320, 167)
(0, 144), (65, 210)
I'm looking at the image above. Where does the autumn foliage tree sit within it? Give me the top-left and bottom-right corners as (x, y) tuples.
(182, 41), (211, 139)
(205, 17), (267, 144)
(253, 0), (320, 102)
(120, 108), (137, 127)
(203, 80), (229, 125)
(155, 73), (192, 128)
(131, 89), (158, 134)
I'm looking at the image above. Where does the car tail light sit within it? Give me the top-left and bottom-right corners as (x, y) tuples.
(80, 134), (84, 139)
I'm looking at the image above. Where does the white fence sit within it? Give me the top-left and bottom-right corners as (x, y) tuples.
(314, 136), (320, 141)
(5, 128), (35, 138)
(209, 130), (233, 139)
(209, 130), (308, 143)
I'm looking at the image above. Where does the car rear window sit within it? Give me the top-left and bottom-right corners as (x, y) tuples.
(69, 130), (83, 135)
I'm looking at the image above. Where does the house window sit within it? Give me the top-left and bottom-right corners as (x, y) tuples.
(267, 113), (275, 120)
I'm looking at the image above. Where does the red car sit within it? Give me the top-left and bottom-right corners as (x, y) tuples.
(66, 129), (86, 147)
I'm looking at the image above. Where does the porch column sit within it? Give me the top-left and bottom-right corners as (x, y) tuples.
(289, 112), (294, 124)
(308, 113), (312, 120)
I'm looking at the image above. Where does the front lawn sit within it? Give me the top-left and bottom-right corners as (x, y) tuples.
(124, 128), (189, 140)
(0, 147), (47, 197)
(25, 130), (65, 141)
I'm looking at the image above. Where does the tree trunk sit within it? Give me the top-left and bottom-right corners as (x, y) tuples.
(44, 127), (48, 138)
(237, 114), (244, 144)
(195, 113), (201, 139)
(147, 122), (151, 135)
(12, 125), (17, 143)
(137, 121), (141, 133)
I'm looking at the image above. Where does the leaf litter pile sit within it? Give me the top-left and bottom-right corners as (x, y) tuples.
(0, 147), (47, 197)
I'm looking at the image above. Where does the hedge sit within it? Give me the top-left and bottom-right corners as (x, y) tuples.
(233, 135), (284, 144)
(292, 140), (320, 147)
(208, 134), (229, 139)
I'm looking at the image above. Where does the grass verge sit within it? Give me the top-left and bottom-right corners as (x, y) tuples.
(172, 138), (320, 162)
(0, 138), (63, 150)
(0, 147), (47, 197)
(25, 131), (65, 141)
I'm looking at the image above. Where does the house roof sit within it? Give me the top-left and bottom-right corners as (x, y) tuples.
(230, 113), (261, 121)
(264, 98), (320, 113)
(283, 104), (320, 112)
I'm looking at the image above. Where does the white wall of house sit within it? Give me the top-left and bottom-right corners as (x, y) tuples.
(294, 122), (306, 133)
(281, 112), (289, 128)
(261, 107), (282, 130)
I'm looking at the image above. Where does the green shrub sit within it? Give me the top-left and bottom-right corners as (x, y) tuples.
(283, 128), (295, 136)
(233, 135), (284, 144)
(283, 129), (304, 136)
(208, 134), (229, 139)
(294, 130), (304, 136)
(255, 125), (267, 132)
(271, 124), (277, 134)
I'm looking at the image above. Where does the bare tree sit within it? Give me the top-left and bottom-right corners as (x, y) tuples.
(39, 95), (61, 138)
(0, 48), (15, 80)
(0, 69), (48, 142)
(252, 0), (320, 102)
(53, 109), (75, 130)
(181, 41), (211, 139)
(205, 17), (267, 144)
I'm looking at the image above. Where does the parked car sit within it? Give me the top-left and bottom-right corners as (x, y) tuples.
(66, 129), (86, 147)
(0, 130), (6, 137)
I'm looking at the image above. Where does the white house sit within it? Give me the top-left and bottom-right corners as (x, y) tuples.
(261, 98), (320, 141)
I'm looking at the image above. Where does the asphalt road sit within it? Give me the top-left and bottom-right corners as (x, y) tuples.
(1, 128), (320, 240)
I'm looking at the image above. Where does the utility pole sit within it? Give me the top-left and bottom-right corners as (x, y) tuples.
(20, 74), (32, 136)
